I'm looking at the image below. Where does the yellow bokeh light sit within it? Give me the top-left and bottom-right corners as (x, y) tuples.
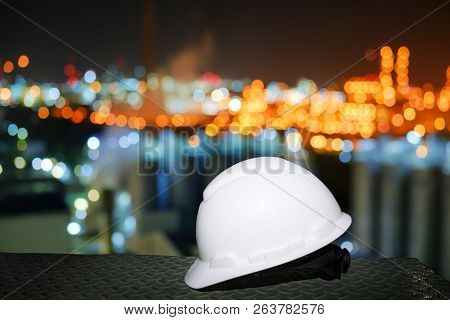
(383, 87), (395, 100)
(29, 85), (40, 97)
(414, 124), (426, 137)
(0, 88), (12, 100)
(403, 107), (416, 121)
(423, 92), (435, 108)
(331, 138), (343, 151)
(88, 189), (100, 202)
(354, 92), (367, 103)
(360, 124), (374, 138)
(310, 135), (326, 149)
(205, 124), (219, 137)
(434, 117), (445, 130)
(229, 122), (240, 134)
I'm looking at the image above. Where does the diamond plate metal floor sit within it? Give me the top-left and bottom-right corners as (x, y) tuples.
(0, 253), (449, 299)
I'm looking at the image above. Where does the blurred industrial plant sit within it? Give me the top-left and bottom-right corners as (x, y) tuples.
(0, 0), (448, 279)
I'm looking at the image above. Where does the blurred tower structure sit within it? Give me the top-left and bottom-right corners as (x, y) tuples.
(442, 173), (450, 279)
(407, 170), (439, 267)
(350, 161), (378, 256)
(350, 136), (448, 277)
(379, 166), (406, 257)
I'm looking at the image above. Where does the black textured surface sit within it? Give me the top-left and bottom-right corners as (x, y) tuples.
(0, 253), (449, 299)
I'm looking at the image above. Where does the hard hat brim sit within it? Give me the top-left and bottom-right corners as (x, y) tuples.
(185, 212), (352, 289)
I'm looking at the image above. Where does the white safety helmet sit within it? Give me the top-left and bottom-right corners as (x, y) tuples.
(185, 157), (351, 289)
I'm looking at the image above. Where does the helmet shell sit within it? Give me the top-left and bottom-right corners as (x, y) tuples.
(185, 157), (351, 289)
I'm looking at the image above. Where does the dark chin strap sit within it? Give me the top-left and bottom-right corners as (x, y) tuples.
(199, 244), (351, 291)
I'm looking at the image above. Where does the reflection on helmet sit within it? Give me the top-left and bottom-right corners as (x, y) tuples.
(185, 157), (352, 289)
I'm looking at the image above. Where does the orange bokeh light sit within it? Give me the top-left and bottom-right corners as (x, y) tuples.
(115, 114), (127, 127)
(171, 114), (184, 127)
(434, 117), (445, 131)
(105, 113), (116, 126)
(17, 55), (30, 68)
(155, 114), (169, 127)
(391, 113), (404, 127)
(3, 61), (14, 73)
(90, 112), (97, 123)
(135, 117), (146, 129)
(94, 112), (107, 124)
(61, 106), (74, 119)
(188, 135), (200, 147)
(38, 106), (49, 119)
(71, 109), (84, 123)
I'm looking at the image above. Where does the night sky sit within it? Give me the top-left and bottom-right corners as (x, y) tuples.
(1, 0), (449, 86)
